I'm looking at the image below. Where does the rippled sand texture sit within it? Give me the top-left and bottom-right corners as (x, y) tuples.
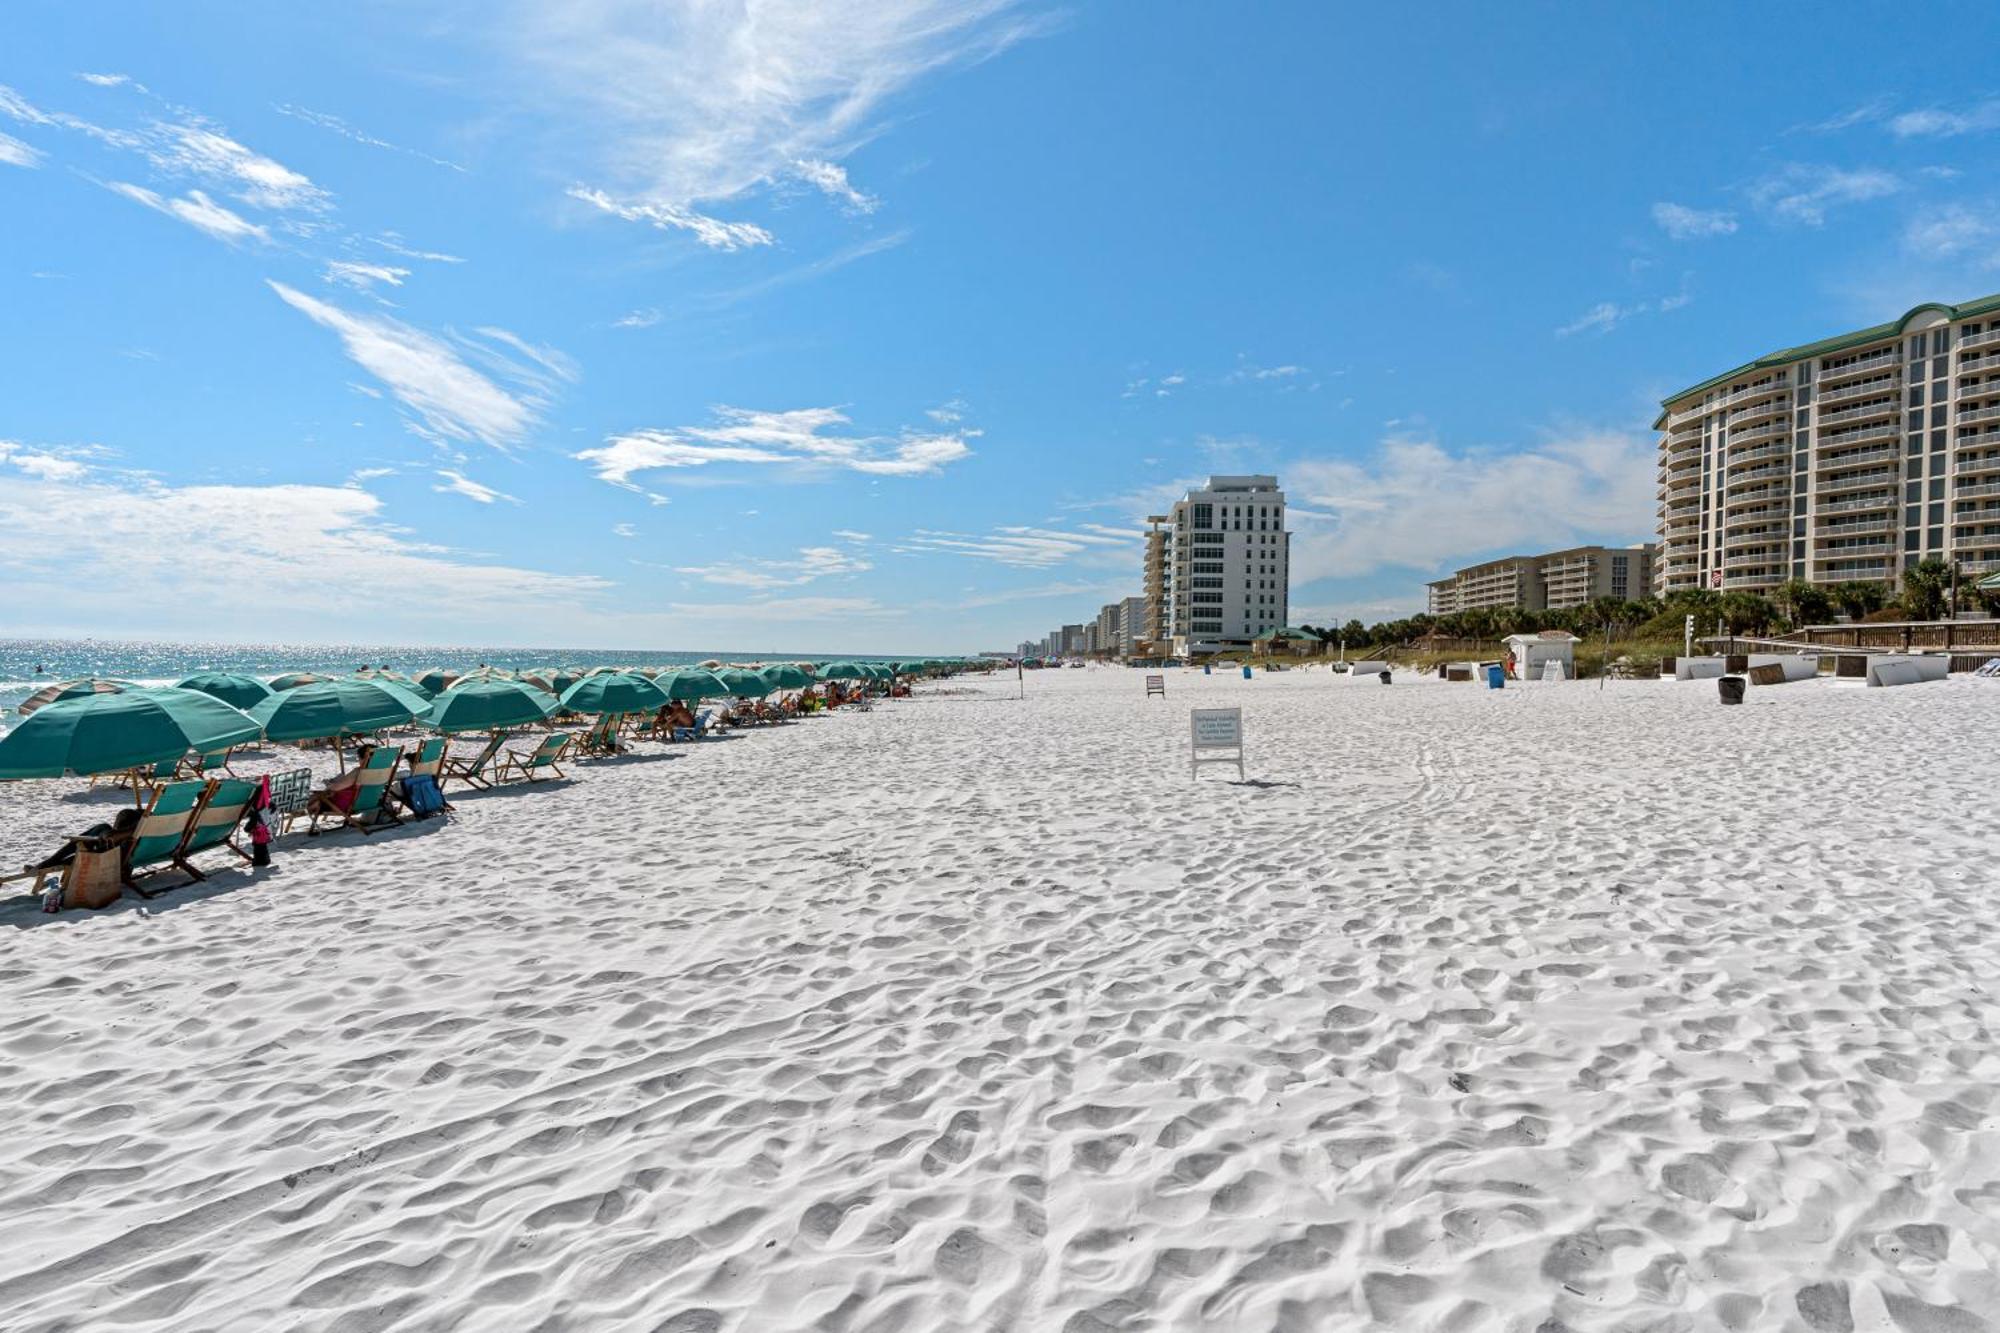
(3, 667), (1999, 1331)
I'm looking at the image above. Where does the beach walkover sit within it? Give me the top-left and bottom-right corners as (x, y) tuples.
(2, 668), (1997, 1329)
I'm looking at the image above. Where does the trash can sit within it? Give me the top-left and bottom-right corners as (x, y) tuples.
(1241, 664), (1253, 680)
(1718, 675), (1746, 705)
(1485, 664), (1505, 690)
(1203, 664), (1211, 675)
(1378, 670), (1392, 685)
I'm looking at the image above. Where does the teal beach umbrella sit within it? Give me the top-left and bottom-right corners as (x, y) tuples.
(0, 687), (261, 779)
(558, 672), (669, 715)
(757, 663), (811, 691)
(176, 671), (276, 711)
(250, 678), (429, 742)
(17, 677), (135, 717)
(424, 678), (560, 733)
(661, 669), (731, 700)
(712, 667), (774, 697)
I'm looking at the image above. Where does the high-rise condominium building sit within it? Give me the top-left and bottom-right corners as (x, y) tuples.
(1141, 516), (1171, 643)
(1655, 293), (2000, 596)
(1165, 475), (1290, 650)
(1426, 544), (1656, 615)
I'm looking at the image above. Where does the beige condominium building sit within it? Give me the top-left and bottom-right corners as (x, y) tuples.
(1427, 544), (1655, 615)
(1655, 292), (2000, 596)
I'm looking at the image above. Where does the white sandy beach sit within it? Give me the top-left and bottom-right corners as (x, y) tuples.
(2, 667), (1999, 1331)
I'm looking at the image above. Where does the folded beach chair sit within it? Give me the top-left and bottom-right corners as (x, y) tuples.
(266, 766), (314, 834)
(167, 778), (258, 885)
(497, 732), (570, 782)
(441, 734), (508, 790)
(308, 744), (404, 836)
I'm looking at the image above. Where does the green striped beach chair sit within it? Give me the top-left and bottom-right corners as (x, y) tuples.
(127, 780), (209, 886)
(166, 778), (258, 885)
(307, 744), (404, 836)
(497, 732), (570, 783)
(441, 734), (508, 790)
(404, 737), (447, 783)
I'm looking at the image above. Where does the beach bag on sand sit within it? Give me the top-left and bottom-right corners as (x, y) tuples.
(400, 775), (446, 819)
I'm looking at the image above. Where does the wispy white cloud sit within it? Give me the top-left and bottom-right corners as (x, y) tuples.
(1555, 273), (1694, 337)
(612, 307), (661, 329)
(577, 405), (974, 489)
(675, 544), (872, 589)
(1903, 204), (2000, 268)
(793, 157), (878, 212)
(371, 234), (466, 264)
(0, 131), (42, 167)
(324, 259), (411, 290)
(0, 440), (90, 481)
(1747, 163), (1900, 226)
(145, 120), (329, 212)
(269, 282), (556, 450)
(1285, 430), (1655, 583)
(105, 181), (269, 245)
(1889, 99), (2000, 139)
(831, 529), (872, 541)
(433, 469), (521, 505)
(273, 103), (468, 172)
(1789, 98), (1894, 135)
(520, 0), (1047, 245)
(76, 73), (133, 89)
(894, 522), (1142, 569)
(1650, 201), (1737, 240)
(611, 522), (638, 538)
(567, 184), (773, 251)
(0, 463), (608, 639)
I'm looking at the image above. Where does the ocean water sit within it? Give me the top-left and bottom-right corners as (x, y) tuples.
(0, 639), (921, 726)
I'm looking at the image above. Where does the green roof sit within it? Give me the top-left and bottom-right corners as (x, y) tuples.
(1655, 292), (2000, 428)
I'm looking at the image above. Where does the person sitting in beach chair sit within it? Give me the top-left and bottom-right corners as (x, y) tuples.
(306, 743), (404, 835)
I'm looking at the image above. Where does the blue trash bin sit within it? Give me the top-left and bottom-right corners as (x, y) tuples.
(1203, 663), (1212, 675)
(1241, 664), (1252, 680)
(1485, 664), (1505, 689)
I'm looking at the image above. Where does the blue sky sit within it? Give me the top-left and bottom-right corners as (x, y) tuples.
(5, 3), (2000, 651)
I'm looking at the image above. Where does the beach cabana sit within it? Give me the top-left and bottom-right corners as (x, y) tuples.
(1503, 632), (1576, 681)
(175, 671), (275, 711)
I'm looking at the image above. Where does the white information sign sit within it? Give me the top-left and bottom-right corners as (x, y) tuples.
(1190, 706), (1244, 781)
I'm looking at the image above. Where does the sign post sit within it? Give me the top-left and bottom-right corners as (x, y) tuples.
(1190, 707), (1245, 781)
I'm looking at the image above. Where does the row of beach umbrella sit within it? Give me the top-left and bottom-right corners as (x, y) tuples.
(0, 658), (973, 781)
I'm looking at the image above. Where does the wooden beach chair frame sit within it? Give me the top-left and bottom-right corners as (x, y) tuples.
(441, 734), (508, 790)
(307, 744), (404, 836)
(497, 732), (570, 782)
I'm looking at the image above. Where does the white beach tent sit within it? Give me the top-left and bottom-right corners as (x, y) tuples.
(1503, 632), (1574, 680)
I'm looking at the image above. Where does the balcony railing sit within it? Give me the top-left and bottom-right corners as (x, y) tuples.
(1816, 444), (1898, 470)
(1819, 468), (1898, 494)
(1818, 348), (1900, 383)
(1959, 427), (2000, 448)
(1725, 485), (1786, 506)
(1820, 493), (1896, 514)
(1958, 401), (2000, 426)
(1723, 553), (1780, 568)
(1729, 442), (1790, 466)
(1819, 420), (1899, 448)
(1960, 378), (2000, 405)
(1666, 403), (1709, 428)
(1964, 558), (2000, 574)
(1723, 379), (1788, 407)
(1819, 517), (1894, 535)
(1816, 540), (1893, 557)
(1818, 559), (1892, 575)
(1661, 483), (1701, 502)
(1957, 456), (2000, 477)
(1960, 328), (2000, 352)
(1727, 464), (1790, 487)
(1818, 397), (1898, 427)
(1956, 479), (2000, 498)
(1728, 421), (1789, 448)
(1818, 372), (1900, 405)
(1723, 571), (1780, 586)
(1726, 399), (1787, 427)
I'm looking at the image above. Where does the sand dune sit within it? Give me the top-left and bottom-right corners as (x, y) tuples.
(3, 668), (1999, 1330)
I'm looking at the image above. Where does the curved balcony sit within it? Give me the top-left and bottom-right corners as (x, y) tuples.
(1958, 401), (2000, 427)
(1959, 454), (2000, 478)
(1726, 464), (1790, 490)
(1816, 444), (1898, 471)
(1819, 468), (1898, 495)
(1818, 396), (1898, 428)
(1961, 328), (2000, 352)
(1819, 371), (1900, 405)
(1727, 442), (1789, 467)
(1722, 379), (1788, 409)
(1726, 397), (1787, 428)
(1820, 492), (1897, 514)
(1818, 347), (1899, 384)
(1728, 420), (1789, 448)
(1819, 420), (1899, 448)
(1956, 478), (2000, 499)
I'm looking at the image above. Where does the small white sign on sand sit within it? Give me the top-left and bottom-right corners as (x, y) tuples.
(1190, 706), (1244, 781)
